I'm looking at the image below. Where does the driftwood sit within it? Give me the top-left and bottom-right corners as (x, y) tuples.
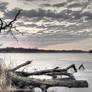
(79, 64), (85, 70)
(0, 61), (88, 92)
(15, 64), (77, 77)
(7, 72), (88, 92)
(10, 61), (32, 71)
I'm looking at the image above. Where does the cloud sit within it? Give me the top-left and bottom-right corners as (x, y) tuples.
(4, 8), (63, 19)
(24, 0), (34, 1)
(53, 2), (66, 7)
(15, 9), (77, 20)
(2, 0), (92, 48)
(41, 2), (66, 8)
(17, 22), (39, 28)
(68, 3), (82, 8)
(41, 4), (52, 7)
(19, 0), (41, 1)
(3, 0), (92, 22)
(24, 30), (91, 47)
(4, 8), (22, 19)
(3, 6), (92, 32)
(0, 1), (8, 12)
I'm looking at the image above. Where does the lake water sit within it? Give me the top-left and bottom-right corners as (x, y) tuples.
(0, 53), (92, 92)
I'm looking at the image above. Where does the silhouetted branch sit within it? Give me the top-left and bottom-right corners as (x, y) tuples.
(0, 10), (21, 41)
(66, 64), (77, 72)
(79, 64), (85, 70)
(1, 10), (21, 30)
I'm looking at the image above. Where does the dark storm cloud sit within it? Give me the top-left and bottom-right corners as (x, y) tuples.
(0, 1), (8, 12)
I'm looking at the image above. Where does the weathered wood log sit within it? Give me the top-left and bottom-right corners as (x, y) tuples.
(7, 71), (88, 91)
(15, 68), (67, 77)
(3, 61), (88, 92)
(46, 72), (75, 79)
(15, 71), (75, 80)
(10, 61), (32, 71)
(15, 64), (77, 77)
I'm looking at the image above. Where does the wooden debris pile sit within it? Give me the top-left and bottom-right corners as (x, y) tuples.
(0, 61), (88, 92)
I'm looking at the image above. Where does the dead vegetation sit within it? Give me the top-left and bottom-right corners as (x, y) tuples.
(0, 61), (88, 92)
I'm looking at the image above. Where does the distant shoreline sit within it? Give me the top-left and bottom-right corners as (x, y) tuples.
(0, 47), (91, 53)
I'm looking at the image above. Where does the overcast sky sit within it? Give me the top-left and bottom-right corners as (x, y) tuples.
(0, 0), (92, 50)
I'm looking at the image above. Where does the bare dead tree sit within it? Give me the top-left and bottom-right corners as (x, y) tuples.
(0, 10), (21, 41)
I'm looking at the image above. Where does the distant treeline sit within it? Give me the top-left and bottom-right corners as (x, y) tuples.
(0, 47), (91, 53)
(89, 50), (92, 53)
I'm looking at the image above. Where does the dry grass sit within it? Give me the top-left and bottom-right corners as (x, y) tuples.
(0, 62), (15, 92)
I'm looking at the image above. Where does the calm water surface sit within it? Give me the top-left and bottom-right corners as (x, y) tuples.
(0, 53), (92, 92)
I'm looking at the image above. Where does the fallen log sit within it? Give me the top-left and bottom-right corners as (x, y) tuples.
(15, 71), (75, 80)
(15, 64), (77, 77)
(0, 61), (88, 92)
(7, 71), (88, 92)
(10, 61), (32, 71)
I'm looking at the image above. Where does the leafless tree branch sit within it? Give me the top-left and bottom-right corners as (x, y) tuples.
(0, 10), (21, 41)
